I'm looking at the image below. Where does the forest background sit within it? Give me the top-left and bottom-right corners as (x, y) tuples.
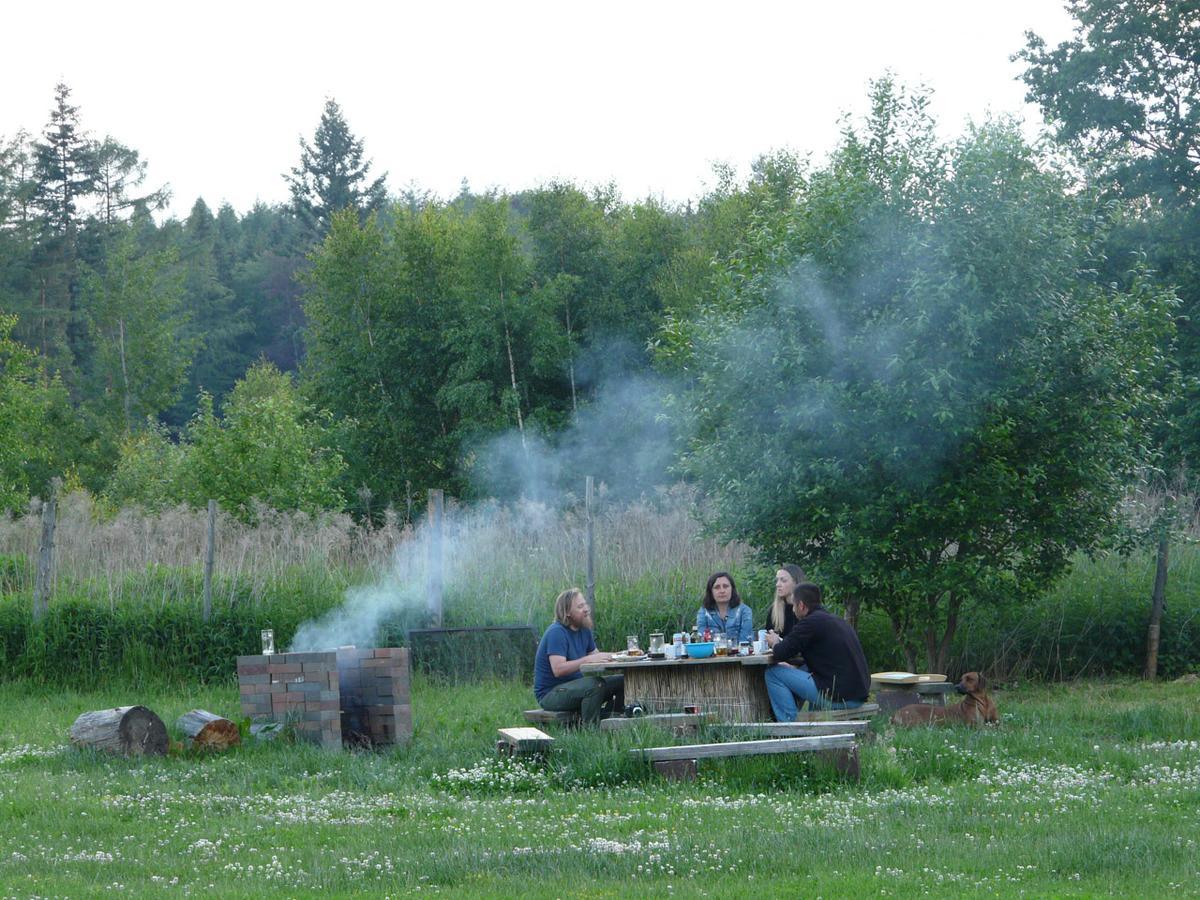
(2, 2), (1200, 680)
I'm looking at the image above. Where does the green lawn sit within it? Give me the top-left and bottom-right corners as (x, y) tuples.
(0, 677), (1197, 897)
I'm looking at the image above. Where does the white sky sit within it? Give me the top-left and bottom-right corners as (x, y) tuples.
(2, 1), (1077, 219)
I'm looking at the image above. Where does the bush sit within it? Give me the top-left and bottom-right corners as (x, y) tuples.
(0, 568), (343, 687)
(945, 544), (1200, 680)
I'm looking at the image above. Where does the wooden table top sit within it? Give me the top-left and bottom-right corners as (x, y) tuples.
(580, 653), (772, 673)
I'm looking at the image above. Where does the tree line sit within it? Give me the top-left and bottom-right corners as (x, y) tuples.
(2, 1), (1198, 671)
(2, 2), (1198, 531)
(1, 86), (791, 516)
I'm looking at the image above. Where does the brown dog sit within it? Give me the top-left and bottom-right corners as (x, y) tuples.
(891, 672), (999, 726)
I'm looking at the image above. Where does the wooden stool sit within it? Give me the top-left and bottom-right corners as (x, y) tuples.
(497, 727), (555, 757)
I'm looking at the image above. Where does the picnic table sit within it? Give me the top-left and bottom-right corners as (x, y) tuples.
(580, 653), (773, 723)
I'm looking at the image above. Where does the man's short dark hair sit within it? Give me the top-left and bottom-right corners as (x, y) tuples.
(791, 582), (822, 610)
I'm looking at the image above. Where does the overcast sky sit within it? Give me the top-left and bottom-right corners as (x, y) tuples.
(2, 1), (1077, 219)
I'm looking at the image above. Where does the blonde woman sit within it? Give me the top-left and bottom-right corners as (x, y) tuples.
(765, 564), (806, 638)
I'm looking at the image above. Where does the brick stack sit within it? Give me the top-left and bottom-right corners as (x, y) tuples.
(236, 646), (412, 750)
(335, 647), (413, 747)
(236, 651), (341, 750)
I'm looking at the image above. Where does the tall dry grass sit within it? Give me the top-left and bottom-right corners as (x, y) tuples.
(0, 485), (752, 611)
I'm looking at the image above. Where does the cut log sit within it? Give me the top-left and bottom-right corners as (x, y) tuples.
(176, 709), (240, 751)
(69, 706), (168, 756)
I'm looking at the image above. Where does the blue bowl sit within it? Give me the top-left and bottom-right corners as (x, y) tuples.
(687, 642), (715, 659)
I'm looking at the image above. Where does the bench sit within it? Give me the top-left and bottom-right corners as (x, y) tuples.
(496, 726), (555, 757)
(600, 713), (710, 733)
(522, 708), (579, 726)
(709, 720), (871, 738)
(632, 733), (861, 781)
(792, 702), (880, 721)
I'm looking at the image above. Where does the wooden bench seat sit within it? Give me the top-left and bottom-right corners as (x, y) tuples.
(600, 713), (709, 732)
(709, 720), (870, 738)
(632, 733), (861, 780)
(522, 708), (579, 726)
(792, 702), (879, 721)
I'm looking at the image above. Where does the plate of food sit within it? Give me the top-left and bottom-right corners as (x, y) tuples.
(611, 650), (648, 662)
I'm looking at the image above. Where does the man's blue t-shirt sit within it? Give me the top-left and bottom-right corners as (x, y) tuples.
(533, 622), (596, 701)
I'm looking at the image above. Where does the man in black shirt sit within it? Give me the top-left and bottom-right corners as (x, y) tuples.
(763, 582), (869, 721)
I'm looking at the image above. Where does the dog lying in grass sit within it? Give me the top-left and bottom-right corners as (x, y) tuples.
(891, 672), (999, 726)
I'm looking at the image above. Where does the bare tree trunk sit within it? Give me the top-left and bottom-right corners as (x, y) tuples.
(887, 610), (917, 672)
(844, 596), (860, 632)
(503, 318), (526, 448)
(118, 318), (131, 432)
(565, 299), (577, 413)
(1144, 533), (1169, 680)
(932, 593), (962, 674)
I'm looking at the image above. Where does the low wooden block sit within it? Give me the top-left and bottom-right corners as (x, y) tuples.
(497, 727), (555, 754)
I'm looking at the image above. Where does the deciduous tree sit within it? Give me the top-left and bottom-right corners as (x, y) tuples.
(673, 82), (1177, 671)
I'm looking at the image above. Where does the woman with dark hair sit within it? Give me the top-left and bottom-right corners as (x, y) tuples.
(695, 571), (754, 642)
(765, 564), (806, 637)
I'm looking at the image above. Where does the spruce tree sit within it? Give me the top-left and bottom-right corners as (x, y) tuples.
(32, 83), (95, 237)
(285, 99), (387, 238)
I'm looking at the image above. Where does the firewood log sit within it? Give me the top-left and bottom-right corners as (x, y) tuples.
(69, 706), (168, 756)
(176, 709), (240, 751)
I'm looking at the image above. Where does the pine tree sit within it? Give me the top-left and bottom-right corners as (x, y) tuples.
(285, 99), (387, 238)
(27, 83), (98, 386)
(32, 83), (95, 237)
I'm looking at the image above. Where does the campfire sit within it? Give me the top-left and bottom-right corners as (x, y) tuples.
(237, 646), (412, 750)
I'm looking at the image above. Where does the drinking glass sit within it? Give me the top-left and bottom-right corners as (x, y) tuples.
(261, 629), (275, 656)
(626, 634), (640, 653)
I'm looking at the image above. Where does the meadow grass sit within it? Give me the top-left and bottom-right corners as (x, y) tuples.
(0, 677), (1197, 896)
(2, 487), (1199, 685)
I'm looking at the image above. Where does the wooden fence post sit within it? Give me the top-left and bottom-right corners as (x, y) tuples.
(32, 480), (60, 623)
(203, 499), (216, 622)
(1144, 532), (1169, 680)
(585, 476), (596, 610)
(428, 489), (444, 627)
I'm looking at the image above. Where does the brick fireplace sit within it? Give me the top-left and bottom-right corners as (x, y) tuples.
(237, 647), (413, 750)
